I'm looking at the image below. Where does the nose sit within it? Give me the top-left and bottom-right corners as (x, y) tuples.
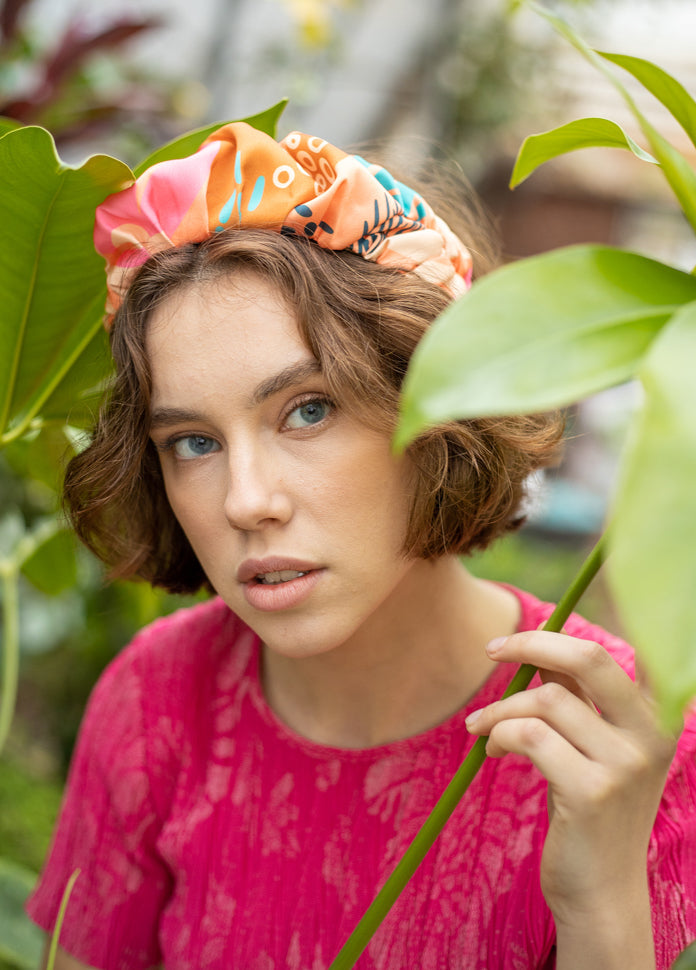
(223, 446), (292, 532)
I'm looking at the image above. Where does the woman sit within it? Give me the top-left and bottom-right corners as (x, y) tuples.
(27, 124), (696, 969)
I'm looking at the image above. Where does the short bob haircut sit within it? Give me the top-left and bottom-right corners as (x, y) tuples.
(64, 221), (564, 594)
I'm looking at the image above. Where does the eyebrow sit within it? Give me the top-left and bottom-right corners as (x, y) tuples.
(149, 358), (323, 430)
(251, 358), (322, 406)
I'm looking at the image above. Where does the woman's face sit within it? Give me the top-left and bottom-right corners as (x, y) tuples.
(146, 273), (419, 659)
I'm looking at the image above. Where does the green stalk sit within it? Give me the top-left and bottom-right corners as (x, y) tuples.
(0, 518), (63, 752)
(0, 565), (20, 753)
(46, 869), (81, 970)
(328, 533), (607, 969)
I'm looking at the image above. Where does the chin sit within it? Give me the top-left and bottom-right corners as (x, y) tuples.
(261, 630), (348, 661)
(254, 613), (364, 662)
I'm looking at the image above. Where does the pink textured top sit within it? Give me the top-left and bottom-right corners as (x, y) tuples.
(27, 587), (696, 969)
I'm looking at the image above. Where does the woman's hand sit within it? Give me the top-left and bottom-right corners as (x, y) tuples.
(465, 630), (678, 969)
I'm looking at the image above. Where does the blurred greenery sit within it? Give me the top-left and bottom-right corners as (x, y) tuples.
(469, 528), (618, 632)
(0, 755), (62, 969)
(0, 754), (63, 873)
(0, 575), (199, 970)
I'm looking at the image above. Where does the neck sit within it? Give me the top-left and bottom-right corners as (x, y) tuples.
(261, 557), (520, 748)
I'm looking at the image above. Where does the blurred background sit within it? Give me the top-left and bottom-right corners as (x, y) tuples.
(1, 0), (696, 963)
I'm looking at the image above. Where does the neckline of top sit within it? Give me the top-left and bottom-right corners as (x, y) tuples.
(246, 583), (545, 760)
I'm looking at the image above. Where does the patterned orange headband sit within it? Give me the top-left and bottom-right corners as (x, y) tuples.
(94, 122), (473, 325)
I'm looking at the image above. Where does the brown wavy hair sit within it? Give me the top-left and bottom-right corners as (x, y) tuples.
(64, 224), (563, 594)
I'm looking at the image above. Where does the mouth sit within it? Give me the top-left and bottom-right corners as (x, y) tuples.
(236, 557), (320, 585)
(254, 570), (308, 585)
(240, 562), (323, 612)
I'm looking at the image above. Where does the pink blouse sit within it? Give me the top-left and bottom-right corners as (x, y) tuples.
(27, 588), (696, 968)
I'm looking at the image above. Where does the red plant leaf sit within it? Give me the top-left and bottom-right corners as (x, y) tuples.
(0, 97), (33, 120)
(0, 0), (31, 45)
(43, 16), (164, 88)
(0, 14), (164, 120)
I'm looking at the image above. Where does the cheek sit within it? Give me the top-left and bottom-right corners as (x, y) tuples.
(160, 467), (219, 541)
(331, 450), (413, 544)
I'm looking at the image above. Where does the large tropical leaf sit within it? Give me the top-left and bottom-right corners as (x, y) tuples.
(133, 99), (288, 176)
(3, 422), (77, 492)
(0, 102), (289, 447)
(21, 525), (77, 595)
(0, 117), (23, 137)
(511, 117), (656, 189)
(607, 303), (696, 730)
(0, 126), (133, 445)
(396, 246), (696, 449)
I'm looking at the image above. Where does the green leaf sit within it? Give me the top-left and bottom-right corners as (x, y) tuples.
(636, 122), (696, 235)
(598, 51), (696, 150)
(0, 127), (133, 445)
(32, 310), (112, 430)
(0, 117), (23, 138)
(396, 246), (696, 449)
(511, 117), (656, 188)
(21, 526), (77, 595)
(133, 99), (289, 176)
(526, 2), (696, 232)
(0, 857), (42, 969)
(3, 423), (75, 493)
(607, 301), (696, 730)
(672, 941), (696, 969)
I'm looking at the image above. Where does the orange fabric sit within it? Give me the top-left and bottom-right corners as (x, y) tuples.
(94, 123), (473, 324)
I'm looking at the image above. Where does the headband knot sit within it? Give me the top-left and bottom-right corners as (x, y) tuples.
(94, 123), (473, 325)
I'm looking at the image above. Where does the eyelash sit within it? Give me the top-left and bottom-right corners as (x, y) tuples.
(156, 433), (219, 460)
(282, 394), (334, 430)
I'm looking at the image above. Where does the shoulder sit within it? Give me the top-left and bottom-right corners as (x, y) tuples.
(121, 594), (248, 660)
(82, 597), (258, 765)
(102, 596), (256, 696)
(73, 598), (258, 815)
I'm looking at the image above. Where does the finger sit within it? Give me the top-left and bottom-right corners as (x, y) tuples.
(480, 713), (591, 796)
(535, 623), (599, 709)
(466, 680), (612, 761)
(485, 630), (651, 733)
(537, 667), (598, 711)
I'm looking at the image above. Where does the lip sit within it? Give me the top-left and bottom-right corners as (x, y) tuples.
(236, 556), (321, 584)
(242, 569), (323, 613)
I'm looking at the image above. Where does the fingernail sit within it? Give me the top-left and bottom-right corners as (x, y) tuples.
(465, 709), (481, 730)
(486, 636), (507, 655)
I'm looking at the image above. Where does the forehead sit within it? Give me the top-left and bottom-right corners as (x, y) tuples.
(145, 274), (312, 390)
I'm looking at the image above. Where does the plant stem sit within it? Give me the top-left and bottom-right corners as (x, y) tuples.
(328, 533), (607, 969)
(0, 517), (66, 753)
(46, 869), (81, 970)
(0, 565), (20, 753)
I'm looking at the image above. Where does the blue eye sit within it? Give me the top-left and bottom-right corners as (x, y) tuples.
(286, 398), (331, 430)
(172, 435), (220, 459)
